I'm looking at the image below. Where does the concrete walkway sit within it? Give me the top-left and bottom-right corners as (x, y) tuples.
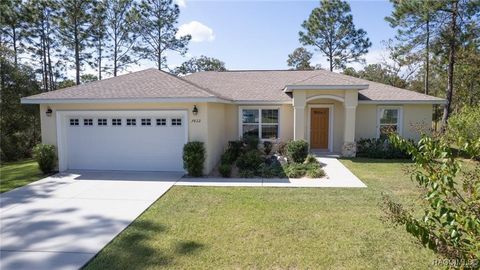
(0, 171), (182, 270)
(176, 157), (366, 188)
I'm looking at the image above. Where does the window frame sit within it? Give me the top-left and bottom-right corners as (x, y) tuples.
(171, 118), (183, 127)
(97, 118), (108, 126)
(156, 118), (167, 126)
(126, 118), (137, 126)
(83, 118), (93, 126)
(112, 118), (122, 126)
(238, 106), (280, 141)
(376, 106), (403, 138)
(69, 118), (80, 126)
(141, 118), (152, 126)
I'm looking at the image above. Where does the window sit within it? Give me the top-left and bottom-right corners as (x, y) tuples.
(377, 107), (402, 138)
(126, 118), (136, 126)
(240, 108), (279, 140)
(98, 118), (107, 126)
(112, 118), (122, 126)
(83, 119), (93, 126)
(141, 118), (151, 126)
(171, 118), (182, 126)
(156, 118), (166, 126)
(70, 119), (79, 126)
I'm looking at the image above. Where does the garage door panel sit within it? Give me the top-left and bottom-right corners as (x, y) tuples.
(63, 111), (187, 172)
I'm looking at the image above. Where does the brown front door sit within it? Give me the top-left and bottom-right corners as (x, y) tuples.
(310, 108), (329, 149)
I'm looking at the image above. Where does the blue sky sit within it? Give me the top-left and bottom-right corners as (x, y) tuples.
(161, 0), (396, 71)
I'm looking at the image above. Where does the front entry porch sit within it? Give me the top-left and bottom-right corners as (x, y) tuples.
(290, 89), (358, 157)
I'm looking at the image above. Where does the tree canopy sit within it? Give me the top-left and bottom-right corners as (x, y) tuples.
(173, 55), (226, 75)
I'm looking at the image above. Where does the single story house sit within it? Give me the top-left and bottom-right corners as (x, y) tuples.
(21, 68), (445, 174)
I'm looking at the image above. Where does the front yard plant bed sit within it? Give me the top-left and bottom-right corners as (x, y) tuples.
(212, 138), (326, 179)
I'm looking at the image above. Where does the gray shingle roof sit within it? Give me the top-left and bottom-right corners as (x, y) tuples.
(23, 68), (219, 101)
(185, 70), (445, 103)
(22, 68), (445, 103)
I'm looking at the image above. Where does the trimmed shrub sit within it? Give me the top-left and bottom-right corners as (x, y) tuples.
(263, 141), (273, 155)
(356, 137), (411, 159)
(259, 161), (286, 178)
(304, 154), (318, 164)
(242, 135), (259, 151)
(228, 140), (243, 157)
(283, 162), (325, 179)
(219, 163), (232, 178)
(236, 150), (263, 172)
(276, 141), (288, 155)
(286, 140), (309, 163)
(221, 149), (237, 165)
(183, 141), (206, 177)
(33, 144), (57, 174)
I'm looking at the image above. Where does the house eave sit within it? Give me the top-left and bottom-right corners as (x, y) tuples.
(284, 84), (369, 92)
(20, 96), (232, 104)
(358, 99), (446, 105)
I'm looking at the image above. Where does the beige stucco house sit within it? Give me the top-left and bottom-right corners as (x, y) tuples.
(21, 69), (445, 174)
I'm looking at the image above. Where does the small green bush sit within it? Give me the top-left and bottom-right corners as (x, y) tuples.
(236, 150), (263, 172)
(276, 141), (288, 155)
(219, 163), (232, 177)
(33, 144), (57, 174)
(228, 140), (243, 157)
(304, 154), (318, 164)
(221, 149), (237, 165)
(259, 162), (286, 178)
(286, 140), (309, 163)
(183, 141), (206, 177)
(356, 137), (411, 159)
(283, 162), (325, 178)
(263, 141), (273, 155)
(242, 135), (259, 151)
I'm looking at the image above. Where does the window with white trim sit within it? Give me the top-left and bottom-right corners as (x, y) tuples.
(377, 107), (402, 138)
(70, 119), (79, 126)
(156, 118), (166, 126)
(141, 118), (151, 126)
(126, 118), (136, 126)
(112, 118), (122, 126)
(171, 118), (182, 126)
(98, 118), (107, 126)
(83, 119), (93, 126)
(241, 108), (279, 140)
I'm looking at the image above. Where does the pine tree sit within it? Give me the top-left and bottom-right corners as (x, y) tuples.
(287, 47), (314, 70)
(104, 0), (138, 76)
(133, 0), (190, 70)
(57, 0), (95, 85)
(299, 0), (371, 71)
(173, 55), (226, 75)
(91, 0), (107, 80)
(0, 0), (27, 66)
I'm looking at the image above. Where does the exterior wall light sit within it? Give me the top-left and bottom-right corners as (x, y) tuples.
(46, 108), (53, 117)
(192, 105), (198, 115)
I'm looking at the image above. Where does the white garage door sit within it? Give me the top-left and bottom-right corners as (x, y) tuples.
(59, 110), (187, 171)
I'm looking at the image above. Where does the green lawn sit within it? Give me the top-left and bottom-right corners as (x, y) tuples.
(0, 159), (44, 193)
(85, 158), (438, 269)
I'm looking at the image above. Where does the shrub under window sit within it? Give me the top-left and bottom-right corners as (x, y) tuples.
(286, 140), (309, 163)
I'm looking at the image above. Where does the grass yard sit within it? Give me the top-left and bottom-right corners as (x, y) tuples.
(85, 158), (438, 269)
(0, 159), (44, 193)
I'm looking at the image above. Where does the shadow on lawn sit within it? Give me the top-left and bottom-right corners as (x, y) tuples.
(84, 220), (207, 269)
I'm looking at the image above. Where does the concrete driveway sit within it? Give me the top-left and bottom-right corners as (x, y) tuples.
(0, 170), (182, 270)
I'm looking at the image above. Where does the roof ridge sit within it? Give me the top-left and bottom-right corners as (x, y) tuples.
(159, 70), (232, 101)
(201, 69), (321, 73)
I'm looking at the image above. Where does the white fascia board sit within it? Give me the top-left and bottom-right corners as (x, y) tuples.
(20, 96), (232, 104)
(358, 99), (446, 105)
(233, 100), (292, 105)
(284, 84), (369, 92)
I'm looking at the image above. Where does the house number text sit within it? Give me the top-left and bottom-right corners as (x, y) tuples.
(191, 119), (201, 123)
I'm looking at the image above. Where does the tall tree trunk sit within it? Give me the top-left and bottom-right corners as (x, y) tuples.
(41, 19), (49, 92)
(74, 23), (80, 85)
(98, 39), (102, 80)
(12, 26), (18, 66)
(441, 0), (458, 130)
(114, 30), (118, 76)
(424, 14), (430, 95)
(46, 9), (54, 91)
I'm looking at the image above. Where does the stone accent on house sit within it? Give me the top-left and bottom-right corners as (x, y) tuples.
(341, 142), (357, 157)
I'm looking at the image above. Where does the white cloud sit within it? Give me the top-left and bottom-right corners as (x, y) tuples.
(177, 21), (215, 42)
(174, 0), (186, 8)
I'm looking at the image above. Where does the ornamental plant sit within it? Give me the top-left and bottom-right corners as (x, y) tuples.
(382, 133), (480, 268)
(33, 144), (57, 174)
(183, 141), (205, 177)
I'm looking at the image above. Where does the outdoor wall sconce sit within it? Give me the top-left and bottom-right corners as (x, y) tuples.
(192, 105), (198, 115)
(46, 108), (53, 117)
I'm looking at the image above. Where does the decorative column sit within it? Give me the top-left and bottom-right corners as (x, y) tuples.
(342, 90), (358, 157)
(293, 90), (307, 140)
